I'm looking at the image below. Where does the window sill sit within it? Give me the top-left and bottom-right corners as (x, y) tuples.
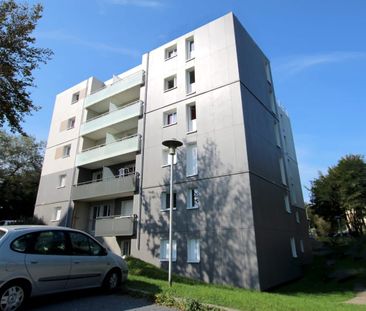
(186, 57), (195, 62)
(187, 130), (197, 135)
(160, 208), (177, 212)
(187, 260), (200, 263)
(164, 86), (177, 93)
(62, 155), (70, 159)
(50, 219), (60, 223)
(161, 163), (176, 168)
(56, 186), (66, 189)
(186, 174), (198, 178)
(165, 55), (177, 61)
(187, 206), (199, 210)
(186, 91), (196, 96)
(163, 122), (177, 128)
(71, 100), (79, 105)
(160, 259), (177, 262)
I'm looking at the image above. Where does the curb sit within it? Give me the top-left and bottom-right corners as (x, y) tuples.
(125, 286), (241, 311)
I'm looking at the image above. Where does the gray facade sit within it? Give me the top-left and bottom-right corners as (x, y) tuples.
(35, 13), (311, 290)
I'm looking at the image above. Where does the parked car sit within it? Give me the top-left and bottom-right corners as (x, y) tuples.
(0, 226), (128, 311)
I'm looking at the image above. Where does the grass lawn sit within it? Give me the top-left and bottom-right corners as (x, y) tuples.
(126, 237), (366, 310)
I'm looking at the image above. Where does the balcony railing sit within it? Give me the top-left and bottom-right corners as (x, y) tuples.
(71, 173), (137, 201)
(76, 134), (141, 167)
(85, 70), (145, 109)
(81, 100), (143, 137)
(95, 215), (137, 237)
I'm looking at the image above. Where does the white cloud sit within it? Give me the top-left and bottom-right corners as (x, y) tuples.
(104, 0), (163, 7)
(37, 30), (140, 57)
(273, 51), (366, 78)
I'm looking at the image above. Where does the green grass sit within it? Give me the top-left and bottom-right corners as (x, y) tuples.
(126, 238), (366, 311)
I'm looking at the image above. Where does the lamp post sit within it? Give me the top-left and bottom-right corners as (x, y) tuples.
(162, 139), (183, 287)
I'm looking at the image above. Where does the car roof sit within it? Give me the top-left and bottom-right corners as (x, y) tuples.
(0, 225), (82, 234)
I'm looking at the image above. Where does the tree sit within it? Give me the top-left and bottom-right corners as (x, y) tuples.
(310, 155), (366, 236)
(0, 0), (52, 134)
(0, 130), (45, 219)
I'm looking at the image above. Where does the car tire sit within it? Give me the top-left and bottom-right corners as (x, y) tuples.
(102, 269), (121, 292)
(0, 281), (29, 311)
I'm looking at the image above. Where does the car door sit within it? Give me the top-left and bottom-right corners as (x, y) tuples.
(67, 231), (111, 289)
(24, 230), (71, 294)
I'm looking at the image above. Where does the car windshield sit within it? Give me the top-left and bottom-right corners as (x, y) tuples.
(0, 229), (6, 240)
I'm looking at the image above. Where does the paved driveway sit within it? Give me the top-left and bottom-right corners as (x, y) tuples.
(28, 289), (176, 311)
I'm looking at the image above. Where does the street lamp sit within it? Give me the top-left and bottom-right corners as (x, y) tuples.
(162, 138), (183, 287)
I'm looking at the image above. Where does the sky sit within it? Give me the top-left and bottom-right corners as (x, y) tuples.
(22, 0), (366, 201)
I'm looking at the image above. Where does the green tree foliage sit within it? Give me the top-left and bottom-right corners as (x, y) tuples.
(0, 130), (44, 219)
(0, 0), (53, 134)
(310, 154), (366, 236)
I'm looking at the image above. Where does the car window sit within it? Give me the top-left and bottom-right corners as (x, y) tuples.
(11, 233), (35, 253)
(0, 230), (5, 240)
(69, 232), (103, 256)
(33, 231), (67, 255)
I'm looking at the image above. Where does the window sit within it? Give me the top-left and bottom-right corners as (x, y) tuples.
(186, 68), (195, 94)
(161, 192), (177, 211)
(265, 61), (272, 84)
(187, 188), (199, 209)
(163, 109), (177, 126)
(187, 103), (197, 132)
(11, 233), (34, 253)
(165, 44), (177, 60)
(162, 149), (177, 166)
(160, 239), (177, 261)
(186, 143), (198, 176)
(279, 157), (287, 185)
(34, 231), (66, 255)
(290, 185), (297, 204)
(67, 117), (75, 129)
(53, 207), (62, 221)
(69, 232), (104, 256)
(72, 92), (80, 104)
(274, 122), (281, 147)
(63, 144), (71, 158)
(186, 37), (195, 60)
(284, 194), (291, 213)
(121, 200), (133, 216)
(58, 174), (66, 188)
(295, 210), (300, 223)
(300, 240), (304, 253)
(91, 205), (111, 231)
(187, 239), (200, 263)
(121, 240), (131, 256)
(290, 237), (298, 258)
(92, 170), (103, 181)
(164, 75), (177, 91)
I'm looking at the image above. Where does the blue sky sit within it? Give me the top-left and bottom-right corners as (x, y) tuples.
(24, 0), (366, 201)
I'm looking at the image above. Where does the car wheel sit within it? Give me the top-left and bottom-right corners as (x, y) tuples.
(0, 282), (29, 311)
(102, 269), (121, 292)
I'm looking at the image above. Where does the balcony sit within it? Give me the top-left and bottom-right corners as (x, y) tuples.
(95, 215), (136, 237)
(85, 70), (145, 109)
(76, 134), (141, 168)
(81, 100), (143, 139)
(71, 174), (136, 201)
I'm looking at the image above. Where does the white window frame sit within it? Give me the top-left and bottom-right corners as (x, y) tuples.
(165, 44), (177, 60)
(187, 103), (197, 133)
(186, 143), (198, 177)
(284, 194), (291, 213)
(162, 149), (177, 166)
(279, 157), (287, 185)
(164, 75), (177, 92)
(290, 237), (298, 258)
(274, 121), (281, 147)
(52, 206), (62, 222)
(63, 144), (71, 158)
(300, 240), (304, 253)
(187, 239), (200, 263)
(58, 174), (66, 188)
(71, 92), (80, 104)
(160, 239), (177, 261)
(163, 109), (177, 127)
(161, 192), (177, 211)
(186, 37), (195, 60)
(187, 188), (199, 209)
(67, 117), (75, 130)
(186, 67), (196, 94)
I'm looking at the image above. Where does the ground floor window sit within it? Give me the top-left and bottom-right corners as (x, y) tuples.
(160, 239), (177, 261)
(187, 239), (200, 263)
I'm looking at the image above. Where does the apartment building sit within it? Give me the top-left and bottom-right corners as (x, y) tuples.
(34, 13), (311, 290)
